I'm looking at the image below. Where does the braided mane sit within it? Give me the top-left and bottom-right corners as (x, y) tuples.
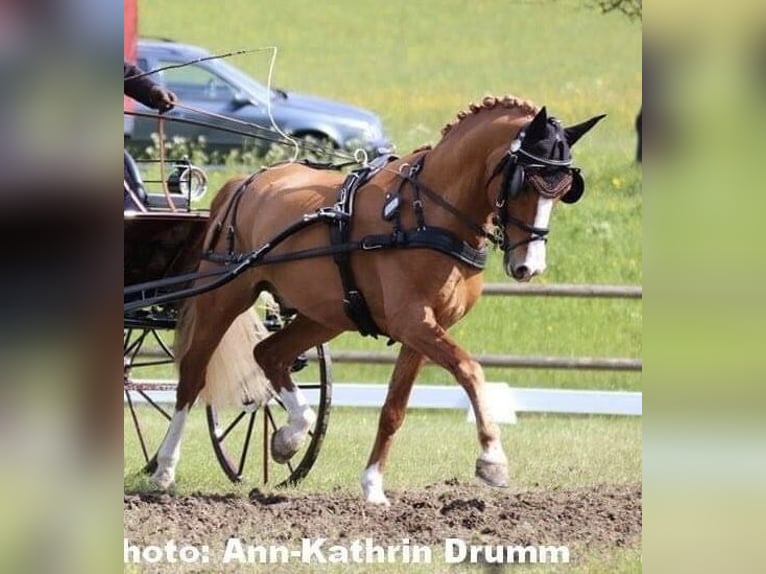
(441, 95), (538, 138)
(410, 95), (539, 153)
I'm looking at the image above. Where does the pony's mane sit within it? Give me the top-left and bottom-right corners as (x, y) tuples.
(441, 95), (539, 138)
(410, 95), (539, 153)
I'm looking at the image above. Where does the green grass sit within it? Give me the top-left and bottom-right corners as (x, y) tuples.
(125, 406), (640, 495)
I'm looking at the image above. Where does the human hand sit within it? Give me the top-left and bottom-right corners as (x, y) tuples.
(149, 86), (178, 113)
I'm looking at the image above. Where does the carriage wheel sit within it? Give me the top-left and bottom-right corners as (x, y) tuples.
(123, 324), (177, 475)
(206, 343), (332, 487)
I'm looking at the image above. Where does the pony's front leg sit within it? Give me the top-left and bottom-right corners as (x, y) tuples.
(362, 346), (425, 505)
(150, 406), (189, 490)
(404, 316), (509, 488)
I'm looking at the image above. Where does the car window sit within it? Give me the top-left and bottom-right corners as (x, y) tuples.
(213, 59), (273, 103)
(159, 61), (236, 102)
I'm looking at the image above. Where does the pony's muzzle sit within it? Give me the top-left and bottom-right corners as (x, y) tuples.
(504, 247), (545, 282)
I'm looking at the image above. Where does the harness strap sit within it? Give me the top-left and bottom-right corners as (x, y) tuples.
(360, 228), (487, 268)
(329, 163), (385, 338)
(204, 226), (488, 270)
(124, 265), (234, 297)
(397, 157), (502, 247)
(205, 170), (263, 253)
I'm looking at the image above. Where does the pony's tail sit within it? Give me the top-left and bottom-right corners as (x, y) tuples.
(174, 301), (273, 409)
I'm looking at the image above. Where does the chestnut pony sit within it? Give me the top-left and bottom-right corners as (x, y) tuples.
(151, 96), (604, 504)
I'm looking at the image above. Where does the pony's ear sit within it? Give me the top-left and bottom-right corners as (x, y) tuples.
(525, 106), (548, 140)
(564, 114), (607, 146)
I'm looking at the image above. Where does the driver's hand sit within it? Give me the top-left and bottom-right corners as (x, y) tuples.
(149, 86), (178, 113)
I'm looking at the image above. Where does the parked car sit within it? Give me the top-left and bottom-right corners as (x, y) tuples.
(125, 39), (393, 157)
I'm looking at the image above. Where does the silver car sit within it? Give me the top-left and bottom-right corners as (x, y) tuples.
(125, 39), (393, 157)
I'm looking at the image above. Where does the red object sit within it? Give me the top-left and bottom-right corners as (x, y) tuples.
(124, 0), (138, 112)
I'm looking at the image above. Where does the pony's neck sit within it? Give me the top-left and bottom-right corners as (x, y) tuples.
(418, 108), (527, 244)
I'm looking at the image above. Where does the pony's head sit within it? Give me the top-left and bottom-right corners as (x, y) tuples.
(491, 106), (606, 281)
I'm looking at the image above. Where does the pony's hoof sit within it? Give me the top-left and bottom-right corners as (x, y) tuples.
(475, 459), (509, 488)
(271, 427), (301, 464)
(148, 471), (175, 492)
(364, 491), (391, 506)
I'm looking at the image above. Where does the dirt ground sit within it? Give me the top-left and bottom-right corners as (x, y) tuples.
(124, 480), (641, 555)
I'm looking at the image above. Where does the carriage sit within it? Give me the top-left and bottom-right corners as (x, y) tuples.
(123, 157), (333, 487)
(123, 97), (603, 503)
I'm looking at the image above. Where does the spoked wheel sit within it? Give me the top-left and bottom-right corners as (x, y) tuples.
(206, 343), (332, 487)
(123, 319), (177, 475)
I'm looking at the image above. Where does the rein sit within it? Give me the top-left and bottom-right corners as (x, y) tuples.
(182, 139), (565, 337)
(392, 149), (560, 254)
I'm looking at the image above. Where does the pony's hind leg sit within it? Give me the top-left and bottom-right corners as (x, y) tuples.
(252, 314), (339, 464)
(150, 282), (259, 490)
(398, 311), (509, 489)
(362, 345), (425, 505)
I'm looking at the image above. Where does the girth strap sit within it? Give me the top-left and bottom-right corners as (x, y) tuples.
(329, 155), (398, 338)
(360, 228), (487, 268)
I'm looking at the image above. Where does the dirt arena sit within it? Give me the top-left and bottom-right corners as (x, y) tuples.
(125, 480), (641, 559)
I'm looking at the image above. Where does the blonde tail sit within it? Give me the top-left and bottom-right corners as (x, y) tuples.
(202, 308), (273, 408)
(175, 303), (273, 409)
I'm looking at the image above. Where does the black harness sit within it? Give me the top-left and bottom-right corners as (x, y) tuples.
(200, 121), (587, 339)
(328, 154), (487, 338)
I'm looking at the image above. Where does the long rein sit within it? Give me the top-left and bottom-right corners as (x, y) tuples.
(205, 152), (508, 264)
(206, 150), (550, 266)
(125, 153), (520, 312)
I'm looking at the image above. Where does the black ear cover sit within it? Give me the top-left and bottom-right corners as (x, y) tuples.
(508, 164), (525, 198)
(561, 169), (585, 204)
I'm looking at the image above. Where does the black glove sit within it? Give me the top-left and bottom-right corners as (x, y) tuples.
(149, 86), (178, 113)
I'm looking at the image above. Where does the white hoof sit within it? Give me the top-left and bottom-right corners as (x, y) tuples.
(149, 469), (175, 491)
(361, 463), (389, 505)
(271, 426), (303, 464)
(364, 490), (391, 506)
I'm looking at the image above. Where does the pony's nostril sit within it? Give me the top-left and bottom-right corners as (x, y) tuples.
(513, 265), (530, 280)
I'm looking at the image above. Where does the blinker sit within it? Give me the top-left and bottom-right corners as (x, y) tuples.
(560, 169), (585, 204)
(508, 164), (525, 198)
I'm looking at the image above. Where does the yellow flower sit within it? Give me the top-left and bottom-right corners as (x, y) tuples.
(611, 177), (623, 189)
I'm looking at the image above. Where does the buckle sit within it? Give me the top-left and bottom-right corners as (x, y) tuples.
(361, 238), (383, 250)
(315, 207), (348, 221)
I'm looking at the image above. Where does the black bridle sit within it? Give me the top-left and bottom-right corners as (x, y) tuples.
(396, 128), (580, 255)
(486, 125), (582, 251)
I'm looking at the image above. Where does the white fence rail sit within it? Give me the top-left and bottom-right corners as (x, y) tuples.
(127, 381), (641, 420)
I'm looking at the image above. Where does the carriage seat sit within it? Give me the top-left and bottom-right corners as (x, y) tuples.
(124, 150), (190, 211)
(124, 150), (148, 209)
